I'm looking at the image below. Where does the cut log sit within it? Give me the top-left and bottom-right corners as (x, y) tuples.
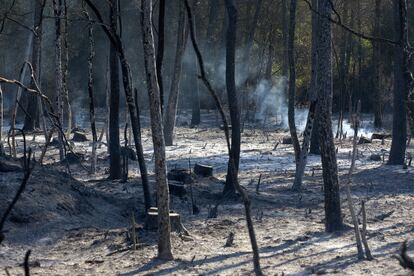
(194, 163), (213, 177)
(371, 133), (391, 140)
(369, 154), (382, 161)
(72, 131), (89, 142)
(167, 168), (192, 183)
(358, 136), (372, 144)
(144, 208), (186, 233)
(168, 180), (187, 197)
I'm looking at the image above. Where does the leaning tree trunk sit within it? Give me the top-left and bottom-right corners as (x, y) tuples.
(23, 0), (45, 131)
(317, 0), (343, 233)
(388, 0), (407, 165)
(141, 0), (173, 260)
(292, 0), (319, 191)
(287, 0), (301, 170)
(164, 1), (188, 146)
(109, 0), (122, 179)
(53, 0), (65, 161)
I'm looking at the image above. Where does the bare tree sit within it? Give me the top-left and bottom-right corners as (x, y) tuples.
(316, 0), (343, 232)
(388, 0), (408, 165)
(141, 0), (173, 260)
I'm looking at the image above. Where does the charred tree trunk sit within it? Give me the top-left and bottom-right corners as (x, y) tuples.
(317, 0), (343, 232)
(23, 0), (45, 131)
(164, 1), (187, 146)
(224, 2), (262, 274)
(223, 0), (240, 198)
(109, 0), (121, 179)
(388, 0), (408, 165)
(141, 0), (173, 260)
(287, 0), (300, 168)
(399, 1), (414, 148)
(309, 0), (320, 155)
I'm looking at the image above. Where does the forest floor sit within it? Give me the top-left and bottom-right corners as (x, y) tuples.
(1, 111), (414, 275)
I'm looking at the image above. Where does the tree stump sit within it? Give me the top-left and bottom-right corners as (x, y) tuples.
(144, 208), (185, 233)
(168, 180), (187, 197)
(72, 131), (89, 142)
(194, 163), (213, 177)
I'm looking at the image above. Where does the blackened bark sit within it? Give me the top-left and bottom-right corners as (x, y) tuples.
(223, 0), (240, 197)
(164, 2), (187, 146)
(388, 0), (408, 165)
(224, 2), (262, 274)
(109, 0), (121, 179)
(141, 0), (173, 260)
(317, 0), (343, 232)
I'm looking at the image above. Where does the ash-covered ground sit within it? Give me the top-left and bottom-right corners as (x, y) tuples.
(1, 110), (413, 275)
